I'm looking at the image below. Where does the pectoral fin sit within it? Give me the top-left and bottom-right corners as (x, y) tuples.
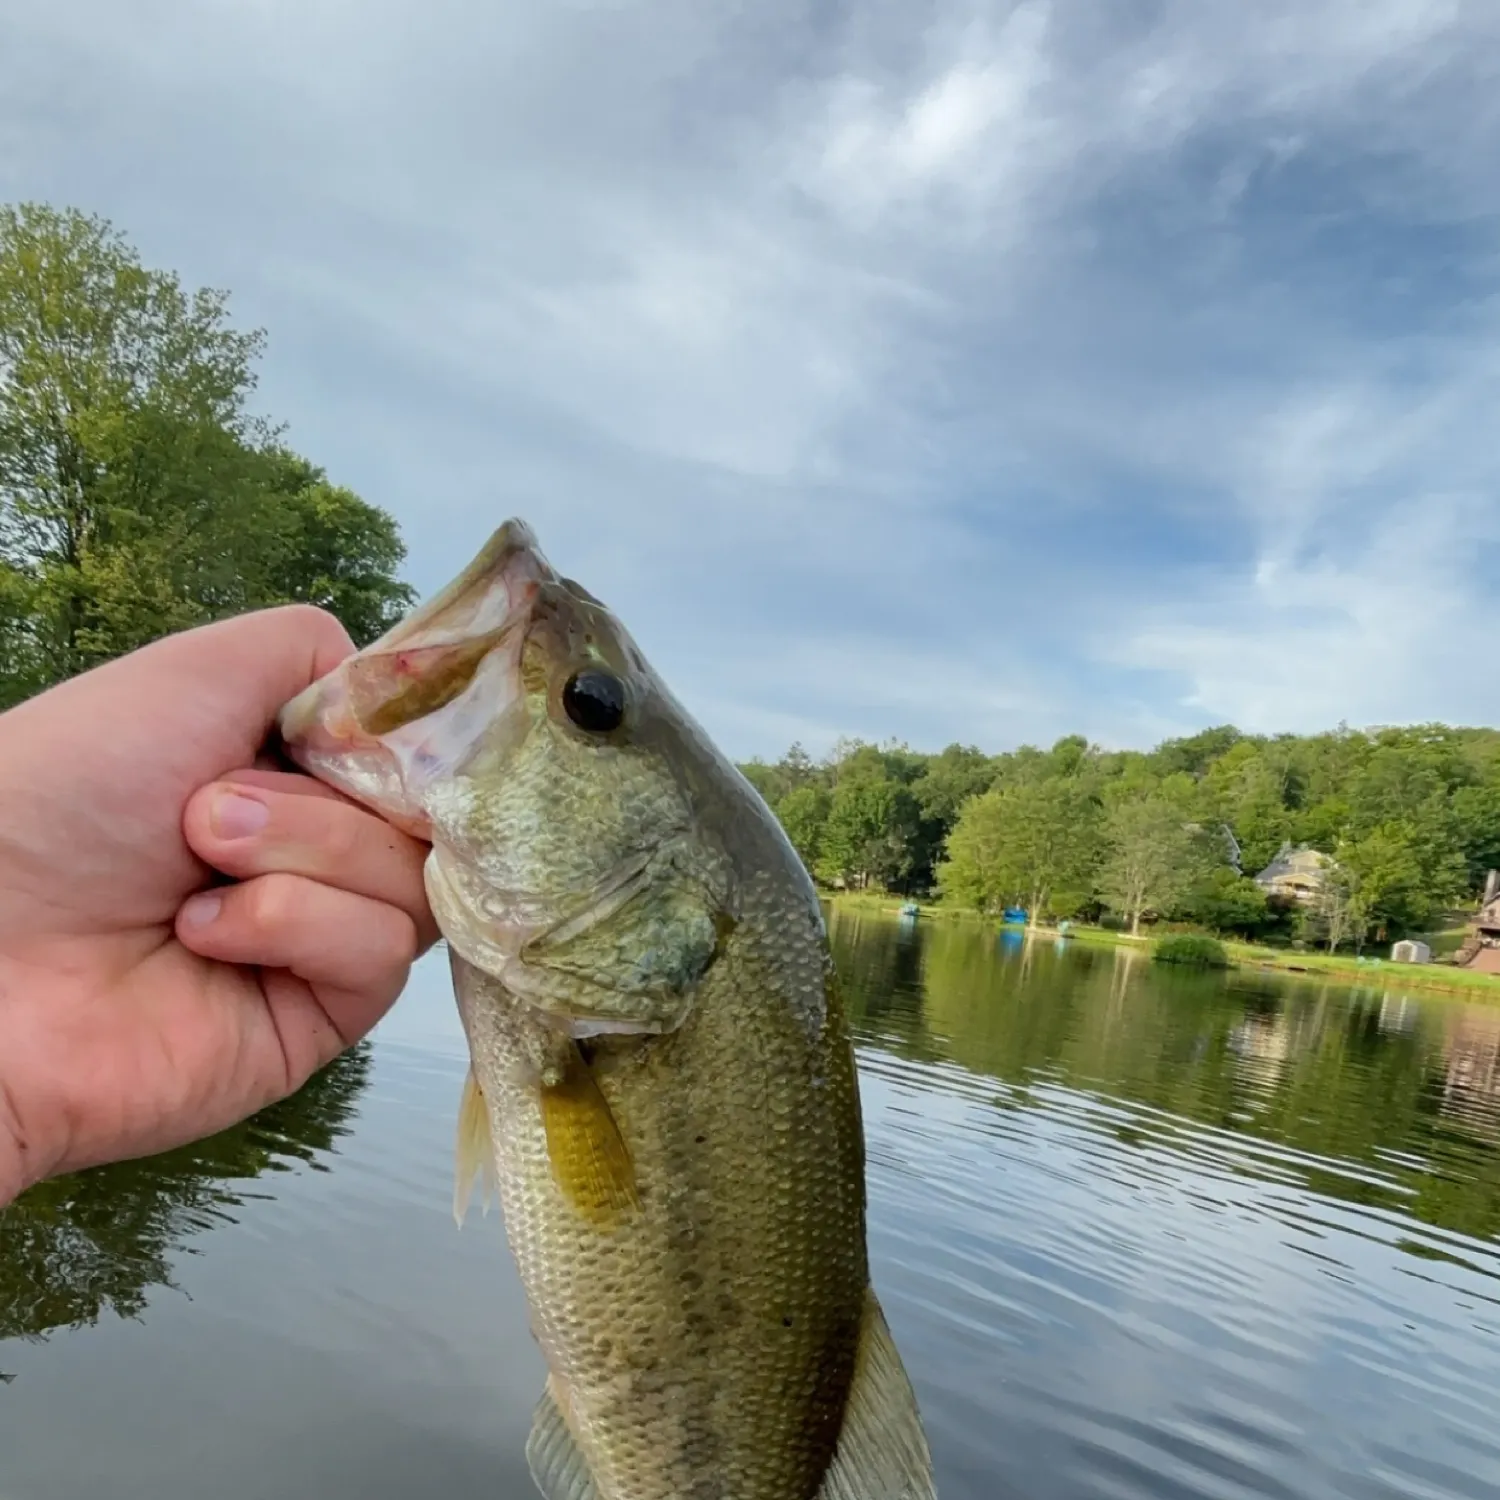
(526, 1378), (601, 1500)
(453, 1067), (498, 1228)
(540, 1044), (638, 1227)
(817, 1288), (937, 1500)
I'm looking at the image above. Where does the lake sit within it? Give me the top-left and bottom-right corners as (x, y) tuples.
(5, 909), (1500, 1499)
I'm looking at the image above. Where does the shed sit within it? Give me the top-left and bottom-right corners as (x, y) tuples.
(1391, 939), (1432, 965)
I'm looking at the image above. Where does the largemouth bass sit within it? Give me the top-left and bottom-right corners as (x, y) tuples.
(277, 520), (936, 1500)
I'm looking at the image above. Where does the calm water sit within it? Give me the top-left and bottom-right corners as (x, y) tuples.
(5, 911), (1500, 1499)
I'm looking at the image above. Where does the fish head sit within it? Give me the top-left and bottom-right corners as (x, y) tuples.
(278, 518), (736, 1037)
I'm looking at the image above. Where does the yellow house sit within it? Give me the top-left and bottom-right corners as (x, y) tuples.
(1253, 842), (1334, 904)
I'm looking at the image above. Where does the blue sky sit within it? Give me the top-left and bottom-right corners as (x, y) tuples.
(5, 0), (1500, 761)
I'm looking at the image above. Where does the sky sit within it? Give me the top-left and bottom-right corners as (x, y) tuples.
(4, 0), (1500, 762)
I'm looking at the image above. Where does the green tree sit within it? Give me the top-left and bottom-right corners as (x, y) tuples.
(1202, 744), (1297, 874)
(937, 780), (1102, 925)
(0, 202), (413, 707)
(1339, 820), (1463, 939)
(776, 783), (831, 873)
(1150, 724), (1242, 777)
(817, 777), (921, 891)
(1313, 860), (1369, 954)
(1181, 866), (1271, 937)
(740, 742), (819, 808)
(255, 450), (415, 647)
(1097, 797), (1218, 936)
(913, 743), (996, 826)
(1450, 779), (1500, 893)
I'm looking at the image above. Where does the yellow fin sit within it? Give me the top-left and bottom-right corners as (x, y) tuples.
(540, 1045), (638, 1227)
(453, 1067), (496, 1228)
(817, 1287), (937, 1500)
(526, 1377), (601, 1500)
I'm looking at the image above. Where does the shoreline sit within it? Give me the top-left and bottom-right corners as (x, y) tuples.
(821, 891), (1500, 1003)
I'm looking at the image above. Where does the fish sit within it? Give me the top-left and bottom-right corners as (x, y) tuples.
(277, 520), (937, 1500)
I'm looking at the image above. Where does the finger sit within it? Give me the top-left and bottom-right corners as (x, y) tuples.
(2, 606), (362, 799)
(176, 873), (420, 1040)
(156, 604), (358, 740)
(220, 767), (364, 805)
(182, 780), (439, 952)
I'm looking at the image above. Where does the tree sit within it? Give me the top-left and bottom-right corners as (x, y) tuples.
(1151, 724), (1242, 777)
(1203, 746), (1297, 875)
(776, 783), (831, 874)
(937, 780), (1102, 925)
(818, 777), (921, 891)
(1097, 797), (1218, 936)
(1314, 860), (1369, 955)
(0, 202), (413, 707)
(913, 744), (996, 826)
(739, 714), (1497, 933)
(1451, 779), (1500, 893)
(1181, 866), (1271, 937)
(1339, 821), (1462, 939)
(740, 742), (818, 809)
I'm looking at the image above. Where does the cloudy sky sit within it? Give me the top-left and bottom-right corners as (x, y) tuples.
(5, 1), (1500, 761)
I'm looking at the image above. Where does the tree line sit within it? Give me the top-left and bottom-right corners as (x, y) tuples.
(739, 723), (1500, 949)
(0, 202), (415, 709)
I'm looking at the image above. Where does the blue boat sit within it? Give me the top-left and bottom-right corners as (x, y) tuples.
(1001, 907), (1028, 925)
(899, 902), (920, 920)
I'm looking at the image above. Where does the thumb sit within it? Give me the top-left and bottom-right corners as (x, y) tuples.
(1, 605), (360, 790)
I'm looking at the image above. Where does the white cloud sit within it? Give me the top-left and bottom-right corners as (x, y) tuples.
(4, 0), (1500, 756)
(1110, 491), (1500, 733)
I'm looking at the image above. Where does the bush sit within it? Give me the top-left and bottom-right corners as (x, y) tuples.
(1153, 933), (1230, 968)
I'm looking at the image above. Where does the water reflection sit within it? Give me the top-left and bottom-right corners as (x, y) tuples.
(826, 907), (1500, 1264)
(4, 917), (1500, 1500)
(0, 1044), (371, 1343)
(828, 910), (1500, 1500)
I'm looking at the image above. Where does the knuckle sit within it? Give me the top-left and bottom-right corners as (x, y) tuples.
(279, 601), (342, 636)
(376, 911), (421, 972)
(314, 805), (364, 868)
(246, 873), (302, 934)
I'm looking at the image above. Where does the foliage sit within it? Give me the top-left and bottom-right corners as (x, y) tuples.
(774, 783), (831, 871)
(742, 717), (1500, 943)
(827, 908), (1500, 1246)
(1, 1046), (371, 1341)
(936, 779), (1102, 923)
(1153, 933), (1230, 968)
(1097, 797), (1217, 935)
(1179, 866), (1273, 937)
(0, 202), (414, 708)
(818, 774), (922, 891)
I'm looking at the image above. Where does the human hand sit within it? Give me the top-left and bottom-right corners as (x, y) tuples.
(0, 606), (438, 1207)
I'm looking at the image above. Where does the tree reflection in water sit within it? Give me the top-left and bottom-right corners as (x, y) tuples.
(0, 1043), (371, 1344)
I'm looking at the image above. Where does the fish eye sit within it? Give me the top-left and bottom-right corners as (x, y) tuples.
(562, 668), (627, 734)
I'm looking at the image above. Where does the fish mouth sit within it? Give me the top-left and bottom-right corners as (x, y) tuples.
(277, 518), (557, 833)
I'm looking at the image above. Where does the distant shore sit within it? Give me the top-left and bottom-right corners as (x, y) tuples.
(823, 891), (1500, 1002)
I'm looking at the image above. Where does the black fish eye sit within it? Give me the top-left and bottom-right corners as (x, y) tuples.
(562, 668), (627, 734)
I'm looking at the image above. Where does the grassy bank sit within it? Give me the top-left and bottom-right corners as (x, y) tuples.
(823, 891), (1500, 1002)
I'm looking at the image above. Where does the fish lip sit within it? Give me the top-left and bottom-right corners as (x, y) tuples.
(276, 519), (554, 816)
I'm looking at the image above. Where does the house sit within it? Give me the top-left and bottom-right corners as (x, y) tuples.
(1253, 842), (1334, 904)
(1460, 869), (1500, 974)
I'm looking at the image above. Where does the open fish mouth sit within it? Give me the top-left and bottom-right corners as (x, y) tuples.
(277, 519), (556, 836)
